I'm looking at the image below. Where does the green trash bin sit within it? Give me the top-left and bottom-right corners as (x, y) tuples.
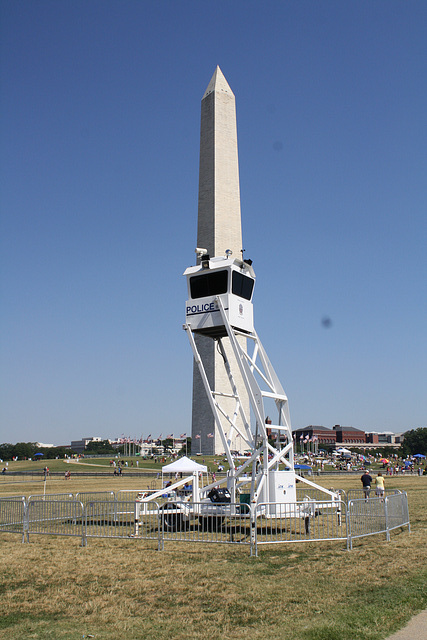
(239, 493), (250, 514)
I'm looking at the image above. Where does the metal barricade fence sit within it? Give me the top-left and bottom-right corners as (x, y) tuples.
(0, 472), (45, 485)
(0, 493), (411, 553)
(115, 489), (147, 502)
(347, 497), (387, 548)
(113, 490), (146, 521)
(254, 500), (347, 554)
(116, 489), (173, 506)
(134, 500), (163, 545)
(75, 491), (115, 505)
(151, 500), (252, 548)
(347, 492), (410, 549)
(296, 488), (346, 502)
(28, 492), (74, 501)
(85, 500), (134, 539)
(0, 497), (26, 539)
(26, 500), (85, 545)
(346, 488), (399, 502)
(113, 489), (175, 521)
(296, 487), (346, 503)
(85, 500), (162, 548)
(385, 492), (410, 540)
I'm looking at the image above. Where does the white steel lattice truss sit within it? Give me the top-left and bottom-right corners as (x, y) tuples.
(185, 296), (335, 507)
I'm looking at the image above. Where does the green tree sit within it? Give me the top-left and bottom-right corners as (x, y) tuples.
(44, 446), (73, 459)
(13, 442), (38, 459)
(84, 440), (116, 455)
(0, 443), (15, 461)
(161, 438), (173, 453)
(401, 428), (427, 456)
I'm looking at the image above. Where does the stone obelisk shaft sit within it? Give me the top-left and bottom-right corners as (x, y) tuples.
(197, 67), (242, 258)
(192, 67), (248, 455)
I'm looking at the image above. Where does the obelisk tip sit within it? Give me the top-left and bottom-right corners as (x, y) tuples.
(202, 66), (234, 100)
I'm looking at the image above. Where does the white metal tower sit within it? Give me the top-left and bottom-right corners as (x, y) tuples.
(184, 250), (336, 510)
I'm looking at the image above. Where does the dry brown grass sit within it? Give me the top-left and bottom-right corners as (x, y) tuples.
(0, 474), (426, 640)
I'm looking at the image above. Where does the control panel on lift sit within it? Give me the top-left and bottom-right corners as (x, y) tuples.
(184, 251), (255, 338)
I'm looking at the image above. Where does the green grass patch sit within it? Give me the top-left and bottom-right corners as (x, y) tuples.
(0, 474), (426, 639)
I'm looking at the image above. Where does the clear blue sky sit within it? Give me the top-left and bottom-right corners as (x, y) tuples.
(1, 1), (426, 445)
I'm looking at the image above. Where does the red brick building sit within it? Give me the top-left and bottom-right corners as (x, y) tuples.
(292, 425), (337, 445)
(332, 424), (365, 445)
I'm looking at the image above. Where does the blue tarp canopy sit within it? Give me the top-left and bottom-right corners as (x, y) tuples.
(413, 454), (426, 458)
(294, 464), (312, 470)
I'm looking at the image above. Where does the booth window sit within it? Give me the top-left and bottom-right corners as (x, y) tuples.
(232, 272), (254, 300)
(190, 271), (228, 299)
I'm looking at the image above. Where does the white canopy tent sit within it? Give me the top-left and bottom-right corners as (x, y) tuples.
(162, 456), (207, 474)
(160, 456), (208, 505)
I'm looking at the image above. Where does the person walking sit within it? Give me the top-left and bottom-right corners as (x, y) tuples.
(375, 472), (385, 500)
(361, 470), (373, 501)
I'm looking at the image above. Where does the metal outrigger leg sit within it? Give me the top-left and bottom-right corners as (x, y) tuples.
(184, 295), (297, 507)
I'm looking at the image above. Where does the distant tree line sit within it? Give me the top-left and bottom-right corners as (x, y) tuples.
(2, 431), (423, 461)
(0, 437), (192, 461)
(400, 428), (427, 456)
(0, 442), (75, 461)
(84, 440), (118, 455)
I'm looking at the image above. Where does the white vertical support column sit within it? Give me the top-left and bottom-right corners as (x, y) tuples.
(192, 471), (200, 513)
(250, 501), (258, 557)
(385, 495), (390, 542)
(186, 325), (234, 468)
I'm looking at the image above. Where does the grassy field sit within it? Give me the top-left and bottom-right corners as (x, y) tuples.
(0, 466), (426, 640)
(6, 452), (419, 475)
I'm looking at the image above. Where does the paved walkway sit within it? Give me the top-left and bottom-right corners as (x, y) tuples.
(385, 608), (427, 640)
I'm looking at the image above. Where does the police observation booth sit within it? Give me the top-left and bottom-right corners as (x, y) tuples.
(184, 250), (255, 337)
(183, 249), (341, 513)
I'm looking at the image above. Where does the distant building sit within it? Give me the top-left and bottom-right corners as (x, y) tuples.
(137, 437), (188, 457)
(292, 426), (337, 445)
(365, 432), (380, 445)
(333, 425), (365, 445)
(292, 425), (404, 450)
(365, 431), (404, 445)
(70, 436), (103, 454)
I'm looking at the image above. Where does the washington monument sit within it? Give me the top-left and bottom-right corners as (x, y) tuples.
(191, 67), (249, 455)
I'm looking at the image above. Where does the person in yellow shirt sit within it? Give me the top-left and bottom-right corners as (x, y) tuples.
(375, 472), (385, 499)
